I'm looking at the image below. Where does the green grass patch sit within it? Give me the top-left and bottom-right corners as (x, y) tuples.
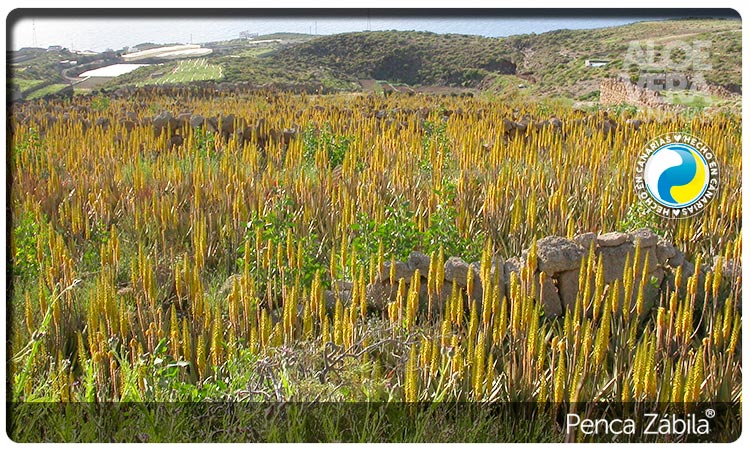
(136, 59), (223, 86)
(234, 47), (277, 58)
(11, 79), (45, 93)
(662, 90), (721, 108)
(26, 84), (68, 99)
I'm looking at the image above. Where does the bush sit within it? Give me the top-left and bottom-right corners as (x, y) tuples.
(12, 211), (47, 280)
(302, 124), (354, 167)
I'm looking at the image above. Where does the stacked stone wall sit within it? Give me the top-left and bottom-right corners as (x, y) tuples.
(599, 78), (663, 108)
(315, 228), (732, 319)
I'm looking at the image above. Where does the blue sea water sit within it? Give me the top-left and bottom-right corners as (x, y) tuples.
(9, 14), (677, 52)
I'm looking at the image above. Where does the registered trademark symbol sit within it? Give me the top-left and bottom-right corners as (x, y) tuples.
(705, 408), (716, 418)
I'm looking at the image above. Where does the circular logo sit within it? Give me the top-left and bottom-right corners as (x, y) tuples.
(634, 133), (719, 218)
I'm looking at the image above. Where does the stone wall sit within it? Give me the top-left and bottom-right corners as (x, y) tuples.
(599, 78), (664, 108)
(694, 81), (740, 99)
(323, 228), (722, 319)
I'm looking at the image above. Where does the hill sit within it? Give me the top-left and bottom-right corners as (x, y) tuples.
(499, 18), (741, 98)
(12, 17), (742, 103)
(259, 18), (741, 98)
(269, 30), (517, 87)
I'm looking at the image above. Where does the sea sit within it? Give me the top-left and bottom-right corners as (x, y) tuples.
(9, 12), (737, 52)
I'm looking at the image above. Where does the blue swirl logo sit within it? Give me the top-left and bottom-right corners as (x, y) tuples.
(635, 133), (718, 218)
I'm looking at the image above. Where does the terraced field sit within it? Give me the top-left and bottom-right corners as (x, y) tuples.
(146, 58), (222, 85)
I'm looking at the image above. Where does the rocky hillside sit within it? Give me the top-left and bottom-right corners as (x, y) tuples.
(261, 18), (740, 98)
(269, 30), (518, 87)
(500, 18), (741, 98)
(16, 18), (739, 103)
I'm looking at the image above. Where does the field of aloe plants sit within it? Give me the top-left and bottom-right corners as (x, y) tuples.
(7, 88), (741, 442)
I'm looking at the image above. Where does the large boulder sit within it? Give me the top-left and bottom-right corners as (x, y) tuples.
(220, 114), (236, 135)
(365, 282), (398, 311)
(534, 236), (585, 274)
(536, 273), (563, 317)
(324, 286), (355, 313)
(407, 251), (431, 275)
(189, 114), (205, 129)
(681, 261), (697, 278)
(599, 241), (659, 284)
(629, 228), (658, 248)
(323, 290), (336, 312)
(656, 238), (677, 263)
(636, 247), (660, 278)
(378, 260), (415, 284)
(176, 112), (192, 127)
(241, 124), (254, 142)
(667, 249), (686, 268)
(282, 127), (298, 142)
(153, 111), (173, 136)
(114, 87), (131, 98)
(598, 242), (635, 284)
(573, 232), (597, 250)
(444, 256), (474, 287)
(120, 119), (136, 133)
(597, 231), (629, 248)
(418, 283), (454, 317)
(94, 117), (110, 130)
(334, 280), (354, 293)
(556, 269), (580, 311)
(626, 118), (643, 130)
(206, 116), (219, 133)
(503, 256), (524, 285)
(169, 134), (184, 149)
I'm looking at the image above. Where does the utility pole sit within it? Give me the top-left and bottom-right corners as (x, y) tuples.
(32, 19), (37, 47)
